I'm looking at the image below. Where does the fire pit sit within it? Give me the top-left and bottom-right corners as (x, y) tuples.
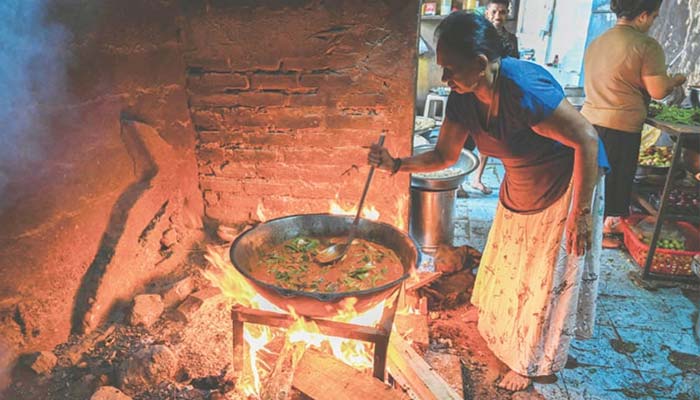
(229, 213), (420, 317)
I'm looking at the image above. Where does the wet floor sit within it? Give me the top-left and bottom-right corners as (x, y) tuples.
(453, 155), (700, 400)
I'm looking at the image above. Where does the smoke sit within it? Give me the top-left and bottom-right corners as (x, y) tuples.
(0, 1), (71, 210)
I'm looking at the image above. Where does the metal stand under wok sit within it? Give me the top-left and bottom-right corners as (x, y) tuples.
(231, 289), (401, 382)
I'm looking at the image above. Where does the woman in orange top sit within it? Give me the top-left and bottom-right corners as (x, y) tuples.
(582, 0), (686, 248)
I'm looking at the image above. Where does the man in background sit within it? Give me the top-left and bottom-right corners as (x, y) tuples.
(464, 0), (519, 196)
(485, 0), (519, 59)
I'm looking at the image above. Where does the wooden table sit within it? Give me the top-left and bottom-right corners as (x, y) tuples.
(632, 118), (700, 282)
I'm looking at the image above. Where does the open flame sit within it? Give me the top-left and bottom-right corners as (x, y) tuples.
(204, 245), (386, 396)
(256, 202), (268, 223)
(394, 194), (408, 231)
(328, 200), (380, 220)
(329, 196), (408, 231)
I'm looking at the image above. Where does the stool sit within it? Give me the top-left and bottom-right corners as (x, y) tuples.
(423, 93), (449, 124)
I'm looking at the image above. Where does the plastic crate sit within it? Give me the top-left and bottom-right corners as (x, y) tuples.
(620, 214), (700, 277)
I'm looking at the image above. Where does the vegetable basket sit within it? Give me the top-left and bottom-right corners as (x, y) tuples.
(620, 214), (700, 277)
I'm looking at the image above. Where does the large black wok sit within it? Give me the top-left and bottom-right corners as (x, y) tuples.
(230, 213), (420, 317)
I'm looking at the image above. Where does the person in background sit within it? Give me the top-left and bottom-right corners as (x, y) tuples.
(581, 0), (686, 248)
(370, 12), (607, 391)
(464, 0), (519, 195)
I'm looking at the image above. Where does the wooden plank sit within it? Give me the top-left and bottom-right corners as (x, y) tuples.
(373, 290), (400, 380)
(261, 338), (306, 400)
(646, 117), (700, 135)
(231, 317), (244, 379)
(394, 313), (430, 348)
(405, 271), (442, 292)
(293, 348), (410, 400)
(387, 335), (462, 400)
(231, 306), (388, 342)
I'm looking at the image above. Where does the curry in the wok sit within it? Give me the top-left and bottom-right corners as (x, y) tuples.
(253, 236), (403, 292)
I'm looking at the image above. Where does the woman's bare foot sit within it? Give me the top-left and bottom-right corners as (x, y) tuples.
(602, 235), (621, 249)
(470, 181), (493, 195)
(603, 216), (622, 234)
(498, 370), (531, 391)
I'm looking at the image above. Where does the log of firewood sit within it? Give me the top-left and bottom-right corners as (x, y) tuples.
(394, 313), (430, 349)
(292, 348), (410, 400)
(405, 271), (442, 292)
(260, 338), (307, 400)
(387, 335), (461, 400)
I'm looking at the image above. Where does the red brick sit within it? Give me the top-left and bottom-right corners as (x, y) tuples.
(216, 107), (268, 127)
(255, 164), (352, 181)
(197, 130), (238, 144)
(292, 130), (384, 147)
(198, 129), (290, 146)
(250, 73), (299, 91)
(203, 190), (220, 207)
(324, 114), (389, 130)
(265, 112), (322, 130)
(187, 72), (249, 94)
(219, 162), (259, 179)
(205, 197), (260, 224)
(286, 92), (337, 107)
(197, 163), (217, 176)
(183, 56), (232, 71)
(337, 93), (389, 107)
(241, 180), (339, 199)
(282, 55), (358, 72)
(196, 147), (227, 165)
(191, 109), (224, 130)
(189, 91), (287, 108)
(281, 147), (365, 165)
(299, 73), (354, 89)
(260, 197), (331, 216)
(196, 130), (389, 159)
(199, 176), (245, 193)
(215, 108), (322, 129)
(201, 146), (280, 163)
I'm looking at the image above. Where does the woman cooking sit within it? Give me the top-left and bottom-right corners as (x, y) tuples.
(581, 0), (686, 248)
(369, 12), (607, 391)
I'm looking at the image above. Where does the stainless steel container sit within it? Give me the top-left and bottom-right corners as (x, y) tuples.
(408, 144), (479, 252)
(409, 188), (456, 253)
(410, 145), (478, 191)
(690, 86), (700, 108)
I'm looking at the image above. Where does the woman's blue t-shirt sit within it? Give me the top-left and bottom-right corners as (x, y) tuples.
(446, 57), (607, 213)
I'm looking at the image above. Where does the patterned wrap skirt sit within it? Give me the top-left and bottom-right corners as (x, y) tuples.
(471, 172), (605, 376)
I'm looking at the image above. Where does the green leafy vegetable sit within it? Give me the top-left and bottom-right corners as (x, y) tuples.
(649, 103), (700, 126)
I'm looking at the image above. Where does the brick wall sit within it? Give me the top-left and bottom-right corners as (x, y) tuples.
(182, 0), (419, 228)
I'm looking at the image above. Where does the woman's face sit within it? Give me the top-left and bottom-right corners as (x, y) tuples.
(437, 43), (483, 94)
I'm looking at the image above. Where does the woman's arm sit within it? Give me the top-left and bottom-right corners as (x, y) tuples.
(642, 73), (686, 100)
(369, 116), (469, 173)
(531, 99), (599, 256)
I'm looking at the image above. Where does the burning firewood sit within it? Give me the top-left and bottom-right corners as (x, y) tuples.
(293, 348), (410, 400)
(260, 336), (306, 400)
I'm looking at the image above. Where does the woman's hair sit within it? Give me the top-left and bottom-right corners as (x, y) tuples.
(610, 0), (662, 19)
(435, 11), (506, 62)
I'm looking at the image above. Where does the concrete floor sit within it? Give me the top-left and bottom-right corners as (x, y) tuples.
(453, 156), (700, 400)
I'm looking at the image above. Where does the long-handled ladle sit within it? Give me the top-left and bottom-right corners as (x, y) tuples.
(315, 134), (386, 265)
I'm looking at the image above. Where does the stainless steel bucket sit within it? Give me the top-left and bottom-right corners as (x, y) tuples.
(409, 187), (456, 253)
(408, 145), (478, 252)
